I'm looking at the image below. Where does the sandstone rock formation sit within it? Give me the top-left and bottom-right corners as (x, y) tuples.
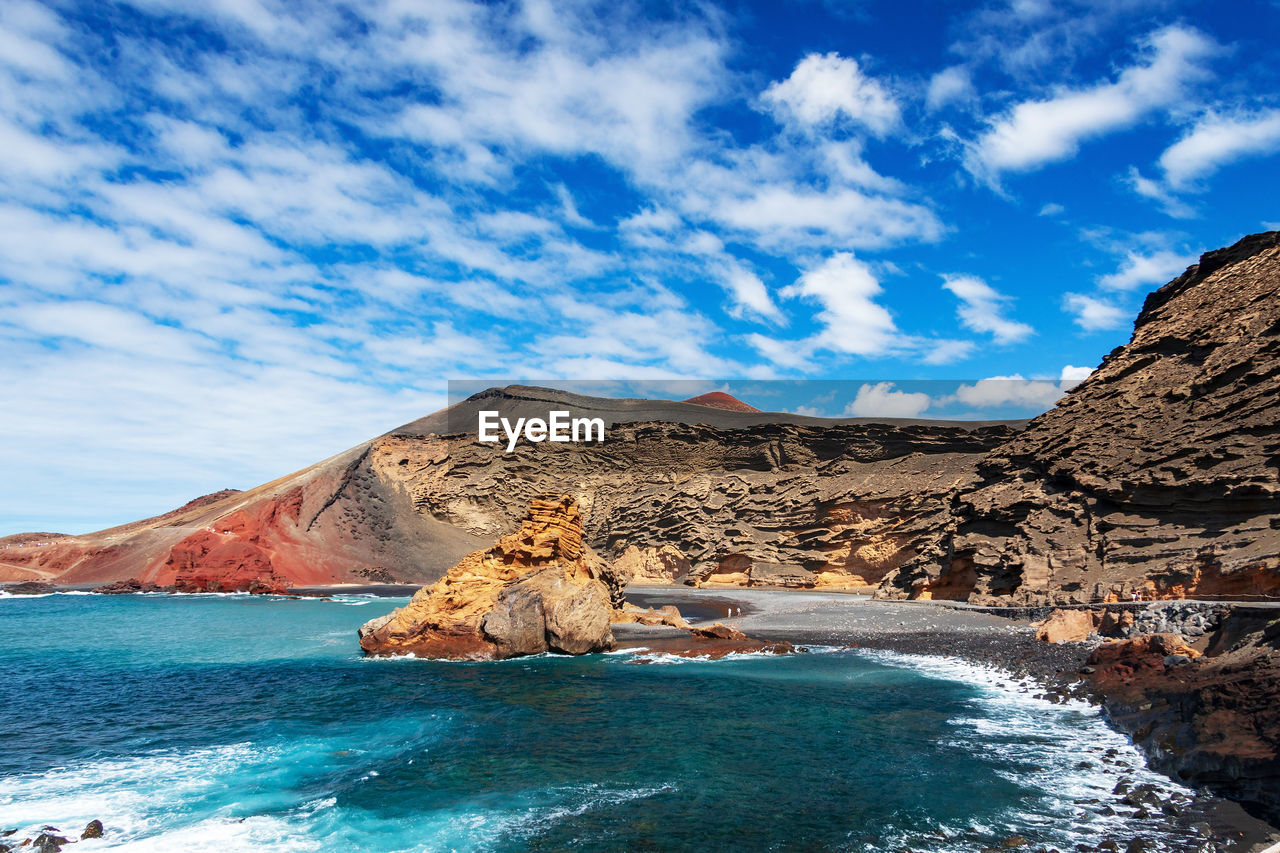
(883, 231), (1280, 605)
(612, 544), (691, 585)
(358, 496), (619, 660)
(1034, 608), (1100, 643)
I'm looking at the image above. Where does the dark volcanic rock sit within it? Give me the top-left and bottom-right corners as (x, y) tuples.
(93, 578), (166, 594)
(1, 581), (55, 595)
(1083, 607), (1280, 826)
(882, 231), (1280, 605)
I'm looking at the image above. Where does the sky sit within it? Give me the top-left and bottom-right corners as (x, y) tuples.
(2, 0), (1279, 534)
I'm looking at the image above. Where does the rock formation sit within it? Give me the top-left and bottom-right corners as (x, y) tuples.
(612, 544), (691, 585)
(882, 231), (1280, 605)
(358, 496), (619, 660)
(1081, 608), (1280, 825)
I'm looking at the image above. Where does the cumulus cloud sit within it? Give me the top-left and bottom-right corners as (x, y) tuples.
(1060, 364), (1094, 385)
(926, 65), (975, 111)
(1159, 109), (1280, 189)
(1063, 292), (1129, 331)
(950, 375), (1067, 409)
(762, 52), (900, 135)
(965, 25), (1218, 184)
(717, 263), (784, 323)
(844, 382), (932, 418)
(1098, 249), (1194, 290)
(780, 253), (900, 356)
(941, 274), (1034, 344)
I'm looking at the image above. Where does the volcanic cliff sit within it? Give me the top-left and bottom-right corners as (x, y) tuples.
(880, 231), (1280, 605)
(0, 387), (1018, 592)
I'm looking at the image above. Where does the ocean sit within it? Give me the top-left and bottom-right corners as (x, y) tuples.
(0, 592), (1232, 851)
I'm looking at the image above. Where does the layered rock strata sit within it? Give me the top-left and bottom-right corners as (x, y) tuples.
(883, 232), (1280, 605)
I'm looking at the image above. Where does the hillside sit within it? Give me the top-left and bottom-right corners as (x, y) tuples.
(881, 231), (1280, 604)
(0, 388), (1021, 590)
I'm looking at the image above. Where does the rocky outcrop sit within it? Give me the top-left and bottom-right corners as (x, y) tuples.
(613, 544), (691, 585)
(1082, 609), (1280, 825)
(358, 496), (620, 660)
(1035, 608), (1100, 643)
(882, 231), (1280, 605)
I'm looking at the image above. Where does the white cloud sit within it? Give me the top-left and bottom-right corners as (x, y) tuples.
(1063, 292), (1129, 331)
(1038, 202), (1064, 217)
(921, 339), (976, 364)
(1159, 109), (1280, 189)
(1098, 249), (1193, 290)
(780, 253), (899, 356)
(704, 182), (943, 250)
(1060, 364), (1093, 385)
(762, 52), (900, 135)
(926, 65), (975, 111)
(1124, 166), (1196, 219)
(844, 382), (932, 418)
(941, 274), (1034, 344)
(718, 263), (783, 323)
(950, 375), (1067, 409)
(965, 25), (1218, 184)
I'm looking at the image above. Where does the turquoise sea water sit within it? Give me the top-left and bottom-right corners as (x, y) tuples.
(0, 593), (1212, 851)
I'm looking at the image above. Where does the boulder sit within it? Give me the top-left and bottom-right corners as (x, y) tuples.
(358, 496), (619, 660)
(1035, 608), (1101, 643)
(691, 622), (747, 640)
(612, 603), (689, 629)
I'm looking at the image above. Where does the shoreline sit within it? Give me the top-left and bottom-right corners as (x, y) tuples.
(6, 581), (1279, 849)
(621, 586), (1280, 852)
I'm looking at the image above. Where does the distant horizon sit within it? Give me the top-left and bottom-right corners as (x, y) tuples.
(2, 0), (1278, 533)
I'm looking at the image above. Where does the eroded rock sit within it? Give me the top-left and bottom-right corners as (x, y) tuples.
(358, 496), (619, 660)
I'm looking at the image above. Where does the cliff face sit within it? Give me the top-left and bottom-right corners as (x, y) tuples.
(882, 232), (1280, 604)
(368, 420), (1015, 592)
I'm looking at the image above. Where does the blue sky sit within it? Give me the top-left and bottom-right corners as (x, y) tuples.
(2, 0), (1279, 534)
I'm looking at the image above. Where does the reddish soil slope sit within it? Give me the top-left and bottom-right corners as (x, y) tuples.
(680, 391), (761, 412)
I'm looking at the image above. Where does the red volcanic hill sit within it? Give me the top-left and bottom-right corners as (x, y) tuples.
(680, 391), (761, 413)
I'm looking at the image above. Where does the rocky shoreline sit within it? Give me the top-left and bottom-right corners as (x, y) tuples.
(624, 587), (1280, 853)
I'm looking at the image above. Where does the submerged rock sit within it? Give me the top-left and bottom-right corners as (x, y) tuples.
(358, 495), (620, 660)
